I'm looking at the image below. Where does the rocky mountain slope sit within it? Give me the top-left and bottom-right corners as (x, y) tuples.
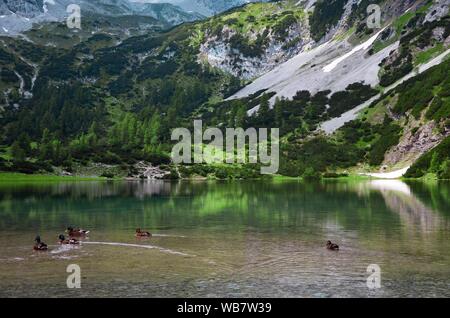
(230, 0), (435, 100)
(220, 0), (450, 176)
(196, 0), (312, 79)
(0, 0), (44, 17)
(145, 0), (269, 17)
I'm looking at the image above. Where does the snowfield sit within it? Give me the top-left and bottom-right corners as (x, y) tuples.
(229, 33), (397, 112)
(322, 28), (387, 73)
(360, 167), (410, 179)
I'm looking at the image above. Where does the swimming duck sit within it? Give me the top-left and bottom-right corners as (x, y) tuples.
(59, 234), (79, 245)
(66, 227), (90, 237)
(33, 236), (48, 251)
(326, 240), (339, 251)
(135, 228), (152, 238)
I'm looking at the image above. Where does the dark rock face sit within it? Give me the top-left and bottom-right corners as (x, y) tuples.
(1, 0), (44, 18)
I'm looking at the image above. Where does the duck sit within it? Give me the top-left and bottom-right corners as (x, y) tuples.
(66, 227), (90, 237)
(326, 240), (339, 251)
(59, 234), (80, 245)
(33, 236), (48, 251)
(135, 228), (152, 238)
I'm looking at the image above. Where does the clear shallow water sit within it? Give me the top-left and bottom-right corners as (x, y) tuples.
(0, 179), (449, 298)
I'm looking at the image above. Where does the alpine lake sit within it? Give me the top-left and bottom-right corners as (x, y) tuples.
(0, 179), (449, 297)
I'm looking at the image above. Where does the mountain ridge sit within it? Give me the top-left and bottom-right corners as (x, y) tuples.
(0, 0), (204, 35)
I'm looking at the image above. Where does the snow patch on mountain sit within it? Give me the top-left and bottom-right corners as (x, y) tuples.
(322, 48), (450, 135)
(323, 27), (387, 72)
(229, 33), (397, 112)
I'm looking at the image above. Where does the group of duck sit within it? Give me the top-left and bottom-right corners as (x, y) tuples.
(33, 227), (152, 251)
(34, 228), (338, 251)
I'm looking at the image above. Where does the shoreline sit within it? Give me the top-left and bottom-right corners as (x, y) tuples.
(3, 171), (446, 183)
(0, 172), (107, 183)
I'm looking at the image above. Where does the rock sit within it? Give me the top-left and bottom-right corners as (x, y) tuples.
(445, 35), (450, 47)
(199, 13), (312, 80)
(384, 121), (450, 166)
(130, 161), (170, 180)
(424, 0), (450, 23)
(432, 27), (446, 42)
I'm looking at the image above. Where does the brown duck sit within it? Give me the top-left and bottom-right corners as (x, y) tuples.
(135, 228), (152, 238)
(326, 240), (339, 251)
(59, 234), (80, 245)
(33, 236), (48, 251)
(66, 227), (90, 237)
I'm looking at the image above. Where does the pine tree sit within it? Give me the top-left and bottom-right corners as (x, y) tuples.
(258, 94), (270, 121)
(11, 141), (26, 162)
(17, 132), (32, 156)
(39, 128), (53, 161)
(88, 121), (99, 147)
(274, 97), (283, 129)
(228, 102), (238, 127)
(235, 103), (247, 128)
(127, 115), (137, 147)
(52, 139), (63, 165)
(166, 105), (178, 131)
(430, 152), (441, 173)
(149, 112), (161, 146)
(439, 160), (450, 179)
